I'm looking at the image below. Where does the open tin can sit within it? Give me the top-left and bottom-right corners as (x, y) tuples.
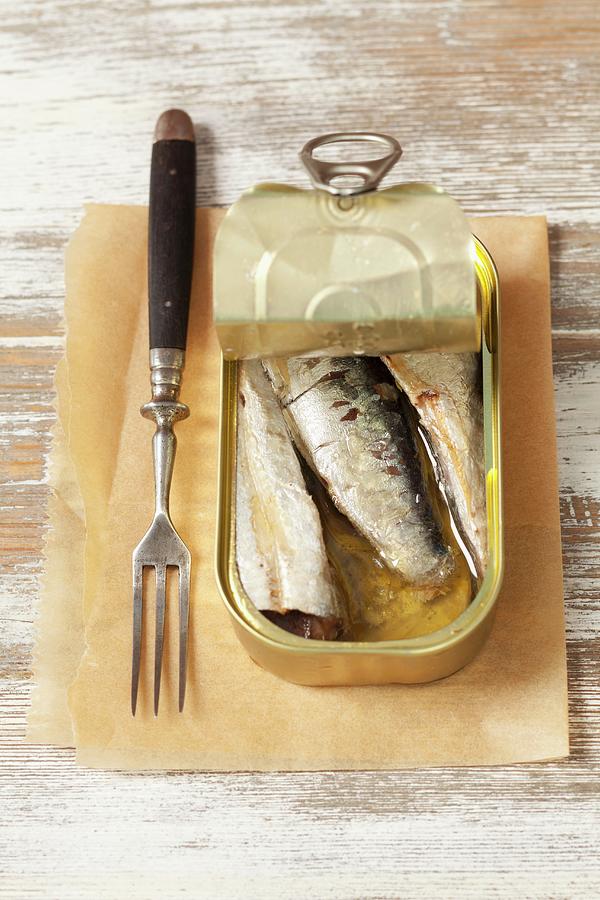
(214, 133), (503, 686)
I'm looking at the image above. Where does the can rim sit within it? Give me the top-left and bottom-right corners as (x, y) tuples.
(214, 239), (503, 661)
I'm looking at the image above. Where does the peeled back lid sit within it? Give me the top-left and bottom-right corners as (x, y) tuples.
(213, 133), (479, 359)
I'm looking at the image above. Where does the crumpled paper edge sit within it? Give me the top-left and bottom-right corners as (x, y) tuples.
(27, 356), (85, 745)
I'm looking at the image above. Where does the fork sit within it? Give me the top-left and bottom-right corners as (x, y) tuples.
(131, 109), (196, 716)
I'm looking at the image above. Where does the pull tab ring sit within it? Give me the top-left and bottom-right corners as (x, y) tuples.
(300, 132), (402, 197)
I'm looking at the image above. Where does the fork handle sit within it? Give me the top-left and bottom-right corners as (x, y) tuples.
(148, 110), (196, 350)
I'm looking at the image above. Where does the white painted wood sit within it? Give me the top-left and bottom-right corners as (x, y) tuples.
(1, 1), (599, 897)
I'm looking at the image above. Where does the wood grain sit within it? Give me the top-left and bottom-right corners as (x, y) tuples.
(1, 0), (599, 897)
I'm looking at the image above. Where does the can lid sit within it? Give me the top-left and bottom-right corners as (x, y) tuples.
(214, 133), (479, 360)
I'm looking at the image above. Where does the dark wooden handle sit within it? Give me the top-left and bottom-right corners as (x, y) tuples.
(148, 116), (196, 350)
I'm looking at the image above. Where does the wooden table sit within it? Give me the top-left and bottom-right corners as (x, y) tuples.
(1, 2), (598, 897)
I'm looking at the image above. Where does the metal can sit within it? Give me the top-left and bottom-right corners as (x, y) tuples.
(215, 237), (502, 686)
(211, 134), (503, 685)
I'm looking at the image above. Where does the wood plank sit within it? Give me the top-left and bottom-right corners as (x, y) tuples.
(1, 0), (599, 895)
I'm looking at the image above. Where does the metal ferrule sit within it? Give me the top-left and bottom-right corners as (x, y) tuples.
(150, 347), (186, 402)
(141, 348), (190, 518)
(142, 347), (190, 430)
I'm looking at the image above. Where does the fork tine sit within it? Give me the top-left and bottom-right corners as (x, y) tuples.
(131, 559), (144, 716)
(178, 560), (190, 712)
(154, 565), (166, 716)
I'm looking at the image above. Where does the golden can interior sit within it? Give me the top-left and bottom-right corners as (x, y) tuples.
(215, 239), (503, 686)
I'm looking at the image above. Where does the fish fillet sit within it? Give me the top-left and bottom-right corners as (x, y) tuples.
(236, 360), (342, 639)
(384, 352), (487, 578)
(264, 357), (453, 586)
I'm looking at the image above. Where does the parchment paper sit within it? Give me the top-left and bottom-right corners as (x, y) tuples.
(28, 207), (568, 769)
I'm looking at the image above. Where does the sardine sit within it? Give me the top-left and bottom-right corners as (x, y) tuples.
(383, 352), (487, 578)
(236, 360), (342, 640)
(264, 357), (453, 585)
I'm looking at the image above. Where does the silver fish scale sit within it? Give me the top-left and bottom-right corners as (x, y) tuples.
(266, 357), (453, 585)
(383, 352), (486, 578)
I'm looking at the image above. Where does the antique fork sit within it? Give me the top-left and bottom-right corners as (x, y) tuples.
(131, 109), (196, 716)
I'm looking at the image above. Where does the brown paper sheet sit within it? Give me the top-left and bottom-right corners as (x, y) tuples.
(28, 206), (568, 769)
(28, 207), (148, 745)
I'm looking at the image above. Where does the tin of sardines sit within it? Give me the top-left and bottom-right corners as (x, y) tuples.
(214, 133), (502, 686)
